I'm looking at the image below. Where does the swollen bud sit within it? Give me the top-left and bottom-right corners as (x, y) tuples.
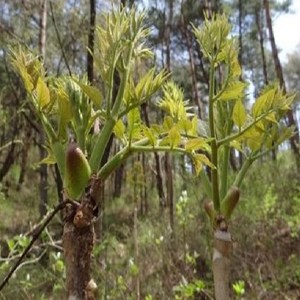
(204, 200), (215, 221)
(221, 186), (240, 219)
(64, 143), (91, 200)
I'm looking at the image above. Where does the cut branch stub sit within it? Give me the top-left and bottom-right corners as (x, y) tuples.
(212, 230), (232, 300)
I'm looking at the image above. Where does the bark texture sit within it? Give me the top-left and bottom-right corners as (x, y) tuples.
(63, 177), (101, 300)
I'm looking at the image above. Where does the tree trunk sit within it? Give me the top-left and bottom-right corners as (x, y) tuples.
(255, 4), (268, 85)
(180, 7), (202, 119)
(164, 0), (175, 233)
(264, 0), (300, 166)
(87, 0), (96, 83)
(141, 103), (165, 207)
(38, 0), (48, 218)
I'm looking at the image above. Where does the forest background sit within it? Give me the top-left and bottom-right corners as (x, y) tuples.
(0, 0), (300, 299)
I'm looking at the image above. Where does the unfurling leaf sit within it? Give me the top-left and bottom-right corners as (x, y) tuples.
(36, 77), (50, 109)
(127, 108), (141, 140)
(142, 126), (156, 146)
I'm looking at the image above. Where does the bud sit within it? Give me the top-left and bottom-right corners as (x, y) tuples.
(221, 186), (240, 219)
(64, 143), (91, 200)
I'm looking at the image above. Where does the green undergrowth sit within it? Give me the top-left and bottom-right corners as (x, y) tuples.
(0, 151), (300, 299)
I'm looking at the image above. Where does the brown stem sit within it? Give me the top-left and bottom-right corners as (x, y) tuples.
(63, 177), (102, 300)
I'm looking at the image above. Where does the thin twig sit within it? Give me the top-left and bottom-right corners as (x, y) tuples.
(49, 0), (72, 76)
(0, 200), (70, 291)
(14, 249), (47, 274)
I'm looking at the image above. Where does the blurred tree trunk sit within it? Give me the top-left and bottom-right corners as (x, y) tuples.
(141, 153), (148, 215)
(87, 0), (95, 83)
(236, 0), (244, 169)
(255, 4), (268, 85)
(113, 142), (124, 199)
(180, 6), (202, 119)
(264, 0), (299, 166)
(38, 0), (48, 218)
(164, 0), (175, 232)
(141, 103), (166, 207)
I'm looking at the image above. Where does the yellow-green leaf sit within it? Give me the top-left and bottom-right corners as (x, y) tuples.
(57, 89), (73, 122)
(265, 112), (278, 123)
(192, 154), (215, 175)
(142, 126), (156, 146)
(252, 88), (275, 117)
(169, 127), (181, 148)
(218, 81), (245, 101)
(36, 77), (50, 108)
(75, 81), (103, 108)
(232, 99), (246, 128)
(162, 116), (174, 131)
(128, 108), (141, 140)
(114, 119), (126, 140)
(185, 138), (207, 151)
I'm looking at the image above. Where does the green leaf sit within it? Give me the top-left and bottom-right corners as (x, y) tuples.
(218, 81), (245, 101)
(36, 77), (50, 109)
(232, 100), (246, 128)
(7, 239), (15, 251)
(75, 80), (103, 108)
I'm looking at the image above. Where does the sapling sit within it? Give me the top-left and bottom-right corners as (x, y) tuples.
(5, 9), (296, 300)
(7, 8), (214, 299)
(192, 14), (296, 299)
